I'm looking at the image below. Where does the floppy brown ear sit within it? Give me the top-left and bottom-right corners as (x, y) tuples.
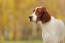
(41, 7), (51, 23)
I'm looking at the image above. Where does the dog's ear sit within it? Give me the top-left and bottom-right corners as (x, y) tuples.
(41, 7), (51, 23)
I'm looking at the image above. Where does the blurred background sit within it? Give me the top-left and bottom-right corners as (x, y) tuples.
(0, 0), (65, 43)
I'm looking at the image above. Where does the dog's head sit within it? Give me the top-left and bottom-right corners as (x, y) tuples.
(29, 7), (51, 23)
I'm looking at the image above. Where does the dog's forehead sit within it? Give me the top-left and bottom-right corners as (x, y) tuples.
(34, 6), (43, 10)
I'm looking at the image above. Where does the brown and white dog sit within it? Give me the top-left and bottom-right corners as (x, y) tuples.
(29, 6), (65, 43)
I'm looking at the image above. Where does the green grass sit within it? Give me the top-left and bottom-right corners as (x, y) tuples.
(0, 40), (43, 43)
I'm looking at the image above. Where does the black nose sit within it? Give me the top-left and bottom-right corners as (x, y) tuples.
(29, 16), (32, 21)
(29, 16), (32, 19)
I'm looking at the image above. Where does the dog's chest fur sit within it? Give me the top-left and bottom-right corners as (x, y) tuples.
(41, 16), (65, 43)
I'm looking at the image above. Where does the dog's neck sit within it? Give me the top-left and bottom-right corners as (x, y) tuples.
(37, 21), (43, 28)
(37, 16), (54, 29)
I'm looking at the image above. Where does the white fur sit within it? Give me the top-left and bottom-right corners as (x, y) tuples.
(35, 6), (43, 10)
(30, 12), (37, 22)
(41, 16), (65, 43)
(30, 7), (37, 22)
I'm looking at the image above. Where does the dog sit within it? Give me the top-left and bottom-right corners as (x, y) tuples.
(29, 6), (65, 43)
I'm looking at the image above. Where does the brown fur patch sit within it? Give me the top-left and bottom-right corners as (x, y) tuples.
(36, 7), (51, 24)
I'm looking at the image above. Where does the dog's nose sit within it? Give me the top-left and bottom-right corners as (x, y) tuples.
(29, 16), (32, 19)
(29, 16), (33, 21)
